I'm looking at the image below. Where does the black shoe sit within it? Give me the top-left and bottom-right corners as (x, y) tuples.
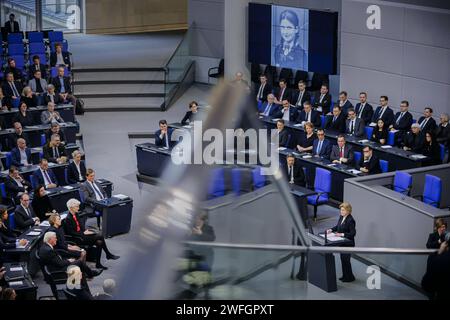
(296, 272), (307, 281)
(91, 269), (103, 277)
(106, 254), (120, 260)
(341, 277), (355, 283)
(339, 277), (344, 281)
(96, 264), (108, 270)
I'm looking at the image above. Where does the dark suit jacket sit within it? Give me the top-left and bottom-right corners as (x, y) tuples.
(346, 118), (365, 137)
(29, 64), (48, 80)
(255, 83), (272, 102)
(67, 161), (87, 184)
(330, 144), (354, 165)
(292, 90), (311, 108)
(2, 81), (23, 99)
(51, 76), (72, 94)
(5, 175), (31, 200)
(312, 139), (332, 159)
(33, 168), (58, 187)
(355, 103), (373, 125)
(283, 162), (306, 187)
(339, 101), (354, 115)
(5, 67), (24, 82)
(312, 92), (332, 114)
(273, 87), (292, 103)
(324, 113), (346, 133)
(274, 107), (298, 123)
(277, 128), (290, 148)
(64, 212), (86, 236)
(393, 111), (413, 132)
(155, 128), (175, 148)
(43, 93), (64, 105)
(331, 215), (356, 246)
(418, 117), (437, 134)
(181, 111), (199, 125)
(372, 106), (395, 128)
(5, 21), (20, 33)
(297, 110), (322, 128)
(11, 147), (32, 167)
(259, 103), (279, 116)
(81, 181), (107, 215)
(436, 124), (450, 147)
(0, 117), (7, 131)
(50, 52), (71, 68)
(12, 111), (36, 127)
(358, 155), (381, 174)
(403, 131), (425, 153)
(426, 232), (445, 249)
(38, 243), (70, 273)
(43, 144), (67, 163)
(14, 205), (36, 231)
(46, 130), (66, 143)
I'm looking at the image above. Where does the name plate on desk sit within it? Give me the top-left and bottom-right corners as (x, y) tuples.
(112, 194), (130, 201)
(347, 169), (362, 174)
(410, 154), (427, 159)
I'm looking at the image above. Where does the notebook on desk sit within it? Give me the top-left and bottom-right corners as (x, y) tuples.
(4, 265), (25, 282)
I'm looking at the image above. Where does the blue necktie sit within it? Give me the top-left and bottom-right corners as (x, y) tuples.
(59, 77), (65, 93)
(317, 141), (323, 155)
(263, 104), (272, 116)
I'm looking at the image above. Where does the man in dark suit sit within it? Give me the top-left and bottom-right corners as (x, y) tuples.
(273, 79), (291, 105)
(274, 100), (298, 122)
(51, 66), (76, 105)
(274, 119), (290, 148)
(11, 138), (32, 167)
(259, 94), (280, 117)
(402, 123), (425, 153)
(5, 166), (31, 203)
(436, 113), (450, 148)
(337, 91), (353, 116)
(33, 158), (58, 189)
(292, 80), (311, 110)
(67, 150), (87, 184)
(155, 119), (175, 148)
(39, 232), (101, 278)
(4, 59), (24, 84)
(418, 107), (438, 134)
(4, 14), (20, 34)
(390, 100), (413, 145)
(255, 74), (272, 103)
(312, 129), (332, 159)
(81, 168), (108, 217)
(28, 55), (48, 80)
(7, 122), (28, 151)
(43, 133), (67, 164)
(296, 101), (322, 128)
(330, 135), (354, 166)
(358, 146), (381, 174)
(2, 73), (23, 103)
(43, 84), (64, 105)
(312, 84), (332, 114)
(371, 96), (395, 128)
(346, 108), (365, 137)
(50, 43), (71, 69)
(46, 122), (66, 145)
(354, 92), (373, 126)
(284, 154), (305, 187)
(14, 193), (40, 231)
(324, 106), (346, 133)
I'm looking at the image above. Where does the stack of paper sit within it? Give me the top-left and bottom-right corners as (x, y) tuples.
(63, 186), (74, 190)
(381, 145), (393, 149)
(8, 281), (24, 287)
(26, 231), (41, 236)
(113, 194), (129, 200)
(320, 233), (345, 242)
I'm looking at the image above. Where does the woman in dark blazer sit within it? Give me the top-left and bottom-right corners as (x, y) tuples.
(64, 198), (119, 269)
(426, 218), (447, 249)
(327, 202), (356, 282)
(48, 213), (84, 259)
(21, 87), (38, 109)
(67, 150), (87, 184)
(31, 185), (55, 221)
(12, 102), (36, 127)
(422, 132), (442, 166)
(371, 119), (389, 145)
(180, 101), (199, 125)
(296, 122), (316, 153)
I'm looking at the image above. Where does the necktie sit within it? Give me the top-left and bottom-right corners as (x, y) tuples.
(92, 182), (104, 200)
(340, 147), (344, 158)
(297, 91), (303, 106)
(72, 214), (81, 232)
(379, 107), (386, 119)
(59, 77), (65, 93)
(358, 104), (364, 118)
(289, 166), (293, 182)
(257, 84), (265, 100)
(10, 82), (19, 97)
(350, 120), (354, 134)
(263, 103), (272, 116)
(320, 94), (324, 103)
(26, 207), (31, 217)
(333, 116), (337, 123)
(307, 112), (311, 122)
(165, 133), (169, 148)
(44, 170), (52, 185)
(396, 112), (403, 125)
(53, 147), (59, 158)
(279, 88), (284, 101)
(11, 21), (14, 33)
(420, 118), (428, 130)
(317, 141), (323, 155)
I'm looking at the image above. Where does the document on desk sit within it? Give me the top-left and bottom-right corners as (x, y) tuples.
(358, 139), (369, 143)
(26, 231), (41, 236)
(60, 213), (68, 220)
(381, 145), (393, 149)
(369, 122), (377, 127)
(320, 233), (345, 242)
(32, 147), (42, 152)
(25, 126), (39, 129)
(63, 185), (74, 190)
(277, 147), (287, 151)
(348, 169), (362, 174)
(10, 267), (23, 272)
(410, 154), (427, 159)
(302, 155), (312, 159)
(16, 243), (27, 248)
(40, 221), (50, 227)
(113, 194), (129, 200)
(8, 281), (24, 287)
(293, 123), (303, 127)
(48, 162), (56, 167)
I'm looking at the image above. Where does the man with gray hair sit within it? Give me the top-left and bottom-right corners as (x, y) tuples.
(44, 84), (63, 105)
(403, 123), (425, 153)
(41, 101), (64, 125)
(39, 231), (102, 278)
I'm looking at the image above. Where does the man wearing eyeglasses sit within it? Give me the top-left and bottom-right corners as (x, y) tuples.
(358, 146), (381, 174)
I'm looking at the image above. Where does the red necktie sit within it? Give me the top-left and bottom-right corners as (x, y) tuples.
(72, 214), (80, 232)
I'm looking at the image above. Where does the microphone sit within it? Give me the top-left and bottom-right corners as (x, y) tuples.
(324, 230), (328, 244)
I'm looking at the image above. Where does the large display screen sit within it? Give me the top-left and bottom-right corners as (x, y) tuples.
(248, 3), (338, 74)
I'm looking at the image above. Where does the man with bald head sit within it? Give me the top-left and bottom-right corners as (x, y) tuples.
(11, 138), (32, 167)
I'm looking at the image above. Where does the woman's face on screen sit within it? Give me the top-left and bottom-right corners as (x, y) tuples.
(280, 18), (298, 43)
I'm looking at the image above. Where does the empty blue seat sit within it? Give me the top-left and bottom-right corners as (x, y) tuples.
(392, 171), (412, 195)
(231, 168), (242, 195)
(257, 100), (263, 112)
(353, 151), (361, 164)
(307, 167), (331, 220)
(9, 212), (16, 230)
(40, 134), (46, 146)
(0, 183), (6, 199)
(422, 175), (442, 208)
(11, 99), (21, 109)
(64, 167), (70, 185)
(387, 131), (395, 146)
(320, 115), (325, 128)
(29, 175), (38, 189)
(7, 33), (23, 44)
(8, 43), (25, 55)
(28, 31), (44, 43)
(365, 126), (374, 140)
(207, 168), (225, 199)
(439, 144), (446, 162)
(379, 160), (389, 173)
(29, 42), (46, 54)
(252, 167), (266, 189)
(48, 31), (64, 43)
(5, 153), (12, 169)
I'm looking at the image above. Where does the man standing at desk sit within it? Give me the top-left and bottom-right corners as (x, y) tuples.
(81, 168), (107, 218)
(330, 135), (354, 166)
(155, 120), (175, 149)
(14, 194), (40, 232)
(327, 202), (356, 282)
(358, 145), (381, 174)
(283, 154), (305, 187)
